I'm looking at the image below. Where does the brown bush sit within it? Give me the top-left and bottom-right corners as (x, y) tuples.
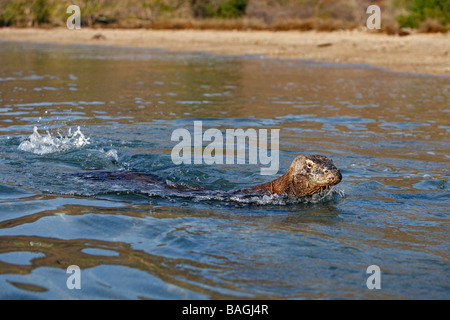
(314, 18), (353, 32)
(418, 18), (448, 33)
(269, 18), (316, 31)
(382, 18), (400, 35)
(152, 17), (268, 31)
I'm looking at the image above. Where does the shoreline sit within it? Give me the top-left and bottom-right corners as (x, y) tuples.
(0, 28), (449, 76)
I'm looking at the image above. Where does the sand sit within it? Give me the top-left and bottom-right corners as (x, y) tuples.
(0, 27), (449, 76)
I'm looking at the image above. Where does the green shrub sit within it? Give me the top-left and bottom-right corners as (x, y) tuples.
(0, 1), (23, 26)
(190, 0), (215, 18)
(397, 0), (450, 28)
(217, 0), (248, 18)
(0, 0), (51, 26)
(190, 0), (248, 19)
(32, 0), (50, 24)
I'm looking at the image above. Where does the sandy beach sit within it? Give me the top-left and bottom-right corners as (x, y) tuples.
(0, 28), (449, 76)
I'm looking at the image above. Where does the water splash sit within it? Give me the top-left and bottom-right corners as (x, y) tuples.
(18, 126), (90, 155)
(143, 184), (344, 205)
(99, 149), (119, 162)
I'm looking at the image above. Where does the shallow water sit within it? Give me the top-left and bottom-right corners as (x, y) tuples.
(0, 41), (448, 299)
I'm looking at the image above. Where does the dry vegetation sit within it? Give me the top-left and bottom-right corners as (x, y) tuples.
(0, 0), (448, 34)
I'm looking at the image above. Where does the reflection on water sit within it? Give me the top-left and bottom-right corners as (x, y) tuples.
(0, 41), (448, 299)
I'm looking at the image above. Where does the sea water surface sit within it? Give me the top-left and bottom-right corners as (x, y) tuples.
(0, 41), (448, 299)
